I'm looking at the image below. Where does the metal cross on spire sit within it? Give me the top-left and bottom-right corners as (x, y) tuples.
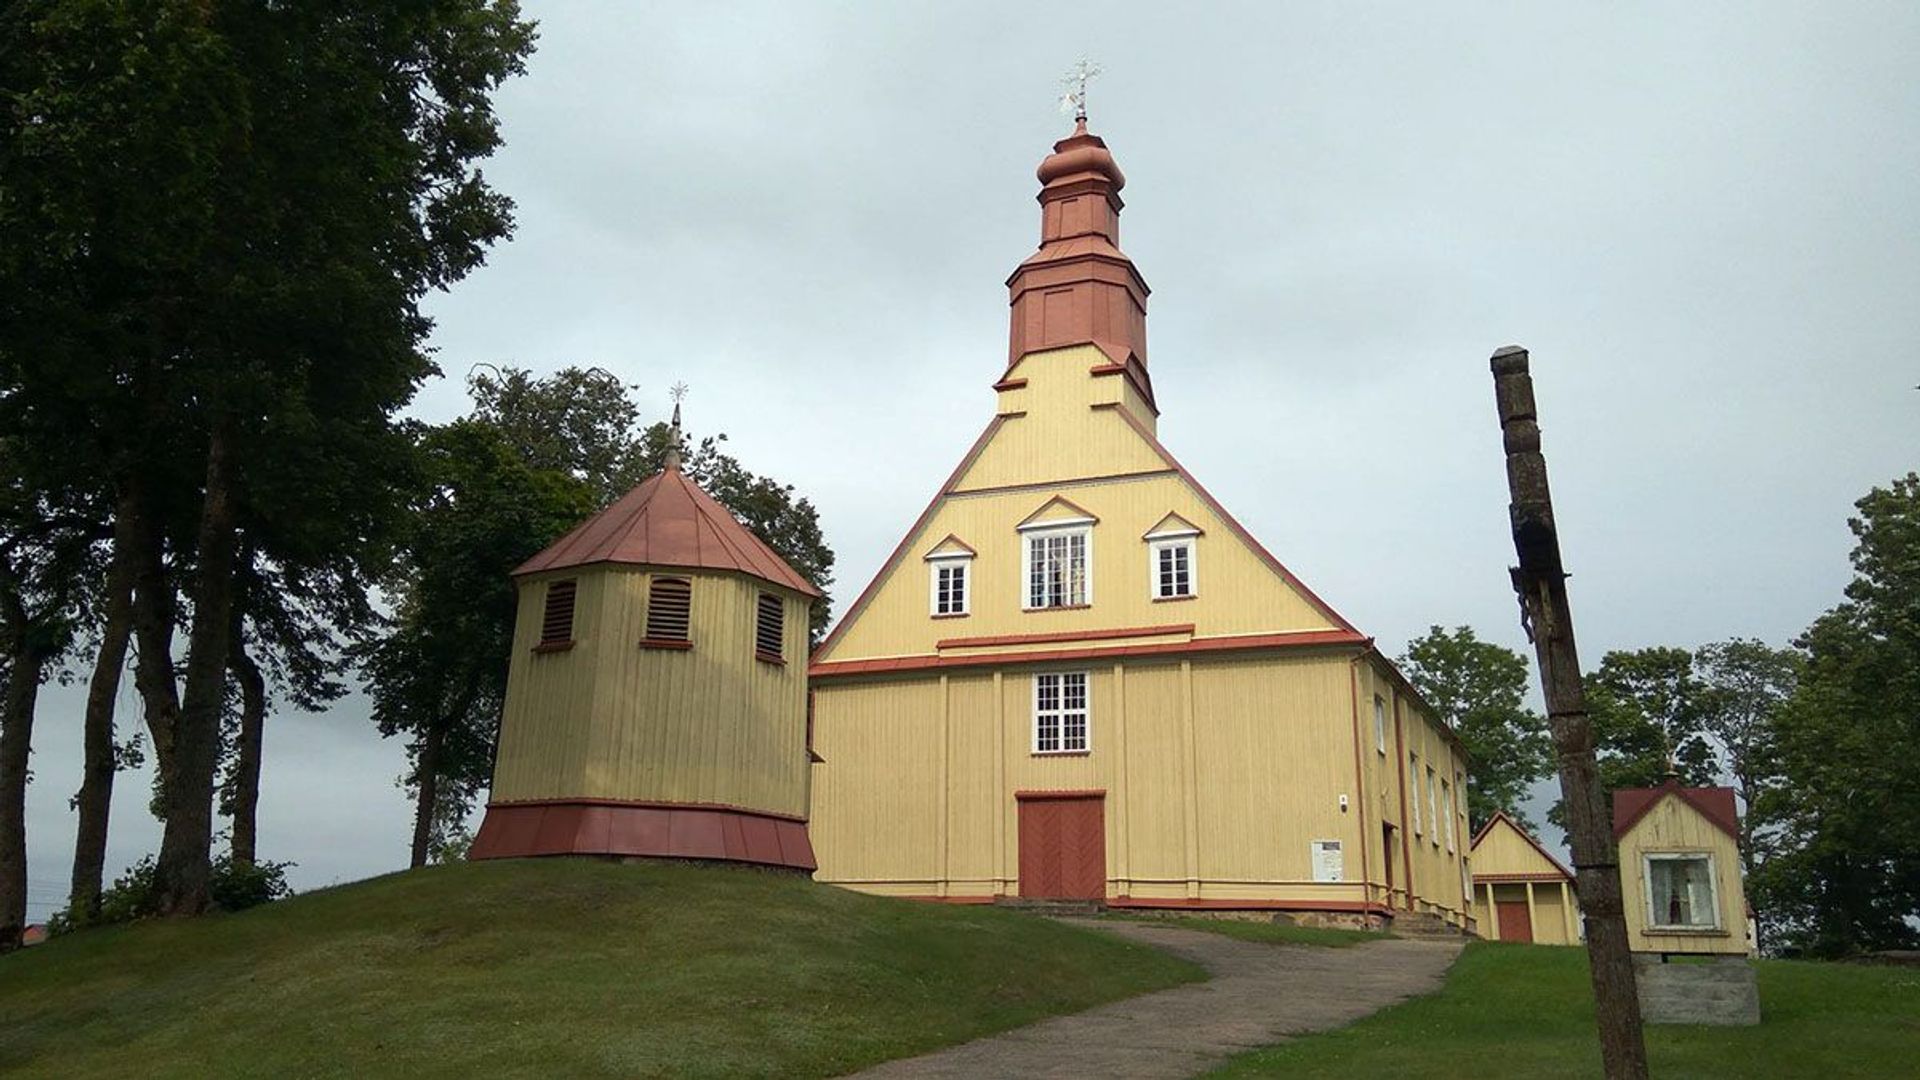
(1058, 58), (1102, 122)
(665, 381), (689, 471)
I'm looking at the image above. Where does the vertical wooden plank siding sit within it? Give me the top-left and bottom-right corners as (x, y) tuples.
(810, 652), (1475, 920)
(816, 470), (1340, 666)
(1618, 796), (1748, 954)
(493, 568), (808, 818)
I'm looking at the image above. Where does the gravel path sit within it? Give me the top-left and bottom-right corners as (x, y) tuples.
(845, 919), (1462, 1079)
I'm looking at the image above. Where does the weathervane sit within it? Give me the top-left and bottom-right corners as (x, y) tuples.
(1058, 58), (1102, 122)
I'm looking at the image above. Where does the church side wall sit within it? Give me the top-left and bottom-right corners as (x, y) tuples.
(491, 567), (810, 819)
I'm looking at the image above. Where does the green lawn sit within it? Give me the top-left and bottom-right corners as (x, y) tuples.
(0, 858), (1202, 1079)
(1210, 941), (1920, 1078)
(1100, 913), (1391, 949)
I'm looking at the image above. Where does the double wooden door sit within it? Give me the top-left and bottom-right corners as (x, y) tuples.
(1017, 795), (1106, 900)
(1496, 899), (1534, 943)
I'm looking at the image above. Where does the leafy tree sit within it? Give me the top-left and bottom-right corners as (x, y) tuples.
(1693, 638), (1800, 878)
(1399, 626), (1552, 832)
(0, 1), (535, 914)
(1547, 647), (1718, 833)
(1751, 476), (1920, 957)
(363, 420), (595, 867)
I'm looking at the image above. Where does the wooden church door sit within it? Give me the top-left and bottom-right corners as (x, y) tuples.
(1017, 795), (1106, 900)
(1496, 898), (1534, 942)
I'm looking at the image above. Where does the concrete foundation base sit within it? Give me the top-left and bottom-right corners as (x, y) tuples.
(1634, 953), (1760, 1026)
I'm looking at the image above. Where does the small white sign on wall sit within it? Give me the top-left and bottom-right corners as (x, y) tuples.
(1312, 839), (1344, 883)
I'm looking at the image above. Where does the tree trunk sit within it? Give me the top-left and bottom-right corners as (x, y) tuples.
(1492, 346), (1649, 1080)
(227, 621), (265, 866)
(409, 719), (444, 869)
(0, 564), (49, 953)
(155, 423), (241, 916)
(69, 505), (138, 923)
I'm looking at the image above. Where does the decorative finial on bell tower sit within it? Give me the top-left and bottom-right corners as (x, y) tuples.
(1058, 58), (1102, 128)
(665, 381), (689, 472)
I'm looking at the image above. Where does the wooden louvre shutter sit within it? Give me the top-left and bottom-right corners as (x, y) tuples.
(645, 576), (692, 643)
(540, 580), (577, 647)
(755, 592), (784, 660)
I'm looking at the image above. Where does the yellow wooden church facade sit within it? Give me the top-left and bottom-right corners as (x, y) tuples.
(808, 119), (1472, 927)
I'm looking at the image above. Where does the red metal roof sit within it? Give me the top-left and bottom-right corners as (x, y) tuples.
(1611, 780), (1740, 842)
(513, 466), (821, 597)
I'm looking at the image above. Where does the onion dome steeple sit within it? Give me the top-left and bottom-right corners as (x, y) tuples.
(1005, 112), (1153, 403)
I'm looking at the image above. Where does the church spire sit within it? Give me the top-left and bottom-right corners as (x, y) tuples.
(1005, 88), (1152, 401)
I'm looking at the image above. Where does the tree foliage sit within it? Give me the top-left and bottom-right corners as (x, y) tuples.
(1398, 626), (1552, 832)
(0, 0), (536, 915)
(1751, 475), (1920, 957)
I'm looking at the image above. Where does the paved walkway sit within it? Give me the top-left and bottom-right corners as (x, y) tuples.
(847, 919), (1462, 1079)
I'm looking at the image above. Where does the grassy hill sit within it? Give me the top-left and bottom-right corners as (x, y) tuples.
(0, 858), (1201, 1079)
(1209, 940), (1920, 1078)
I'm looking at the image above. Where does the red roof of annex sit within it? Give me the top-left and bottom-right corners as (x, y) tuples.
(514, 464), (821, 597)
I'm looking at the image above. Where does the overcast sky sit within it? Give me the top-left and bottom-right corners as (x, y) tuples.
(22, 3), (1920, 920)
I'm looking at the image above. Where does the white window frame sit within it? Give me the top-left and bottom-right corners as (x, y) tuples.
(1373, 695), (1388, 755)
(928, 554), (971, 617)
(1409, 752), (1422, 835)
(1019, 522), (1093, 610)
(1427, 766), (1439, 847)
(1144, 529), (1197, 600)
(1032, 671), (1090, 755)
(1643, 852), (1722, 931)
(1442, 779), (1456, 853)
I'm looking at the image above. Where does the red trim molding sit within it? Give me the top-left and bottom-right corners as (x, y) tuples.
(486, 797), (808, 823)
(532, 640), (576, 654)
(812, 628), (1367, 679)
(471, 799), (815, 870)
(639, 638), (693, 651)
(937, 623), (1193, 650)
(900, 895), (999, 905)
(1474, 873), (1572, 884)
(1109, 897), (1395, 916)
(992, 377), (1029, 391)
(1015, 789), (1106, 800)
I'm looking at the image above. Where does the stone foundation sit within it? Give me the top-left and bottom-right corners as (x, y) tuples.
(1633, 953), (1760, 1026)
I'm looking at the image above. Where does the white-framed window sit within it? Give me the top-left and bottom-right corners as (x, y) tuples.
(1373, 695), (1388, 754)
(1023, 527), (1091, 609)
(929, 556), (970, 616)
(1427, 766), (1439, 847)
(1409, 753), (1422, 835)
(1148, 538), (1195, 599)
(1645, 853), (1720, 930)
(1033, 672), (1089, 754)
(1442, 779), (1456, 852)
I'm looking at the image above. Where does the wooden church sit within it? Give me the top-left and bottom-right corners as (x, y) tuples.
(470, 433), (822, 869)
(806, 115), (1473, 928)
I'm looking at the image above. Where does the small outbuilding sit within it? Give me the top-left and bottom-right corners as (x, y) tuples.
(1613, 779), (1759, 1025)
(1613, 780), (1748, 954)
(1468, 811), (1580, 945)
(470, 451), (822, 870)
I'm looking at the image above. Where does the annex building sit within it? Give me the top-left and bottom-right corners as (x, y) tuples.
(807, 116), (1472, 928)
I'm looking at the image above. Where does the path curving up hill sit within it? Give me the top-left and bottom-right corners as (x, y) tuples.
(847, 919), (1463, 1079)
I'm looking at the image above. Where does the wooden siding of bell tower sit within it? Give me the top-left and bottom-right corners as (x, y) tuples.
(806, 119), (1473, 928)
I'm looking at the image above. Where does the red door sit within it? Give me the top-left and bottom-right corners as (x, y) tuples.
(1496, 899), (1534, 943)
(1018, 796), (1106, 900)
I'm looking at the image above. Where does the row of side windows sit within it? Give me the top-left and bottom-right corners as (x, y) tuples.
(1378, 694), (1461, 853)
(536, 577), (788, 663)
(927, 526), (1196, 617)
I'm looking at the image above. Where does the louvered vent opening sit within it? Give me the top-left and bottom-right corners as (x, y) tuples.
(755, 592), (785, 660)
(646, 576), (692, 642)
(540, 580), (577, 646)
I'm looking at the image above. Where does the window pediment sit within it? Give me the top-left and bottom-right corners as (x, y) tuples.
(1016, 495), (1099, 532)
